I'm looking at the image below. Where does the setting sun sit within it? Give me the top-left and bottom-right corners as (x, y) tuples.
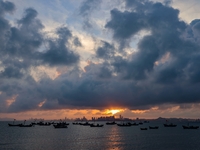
(108, 109), (121, 115)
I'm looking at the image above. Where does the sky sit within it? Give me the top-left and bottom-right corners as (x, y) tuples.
(1, 0), (200, 120)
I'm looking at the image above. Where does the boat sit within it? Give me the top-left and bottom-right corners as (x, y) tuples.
(19, 124), (33, 127)
(72, 122), (80, 125)
(53, 124), (68, 128)
(182, 125), (199, 129)
(139, 122), (143, 125)
(163, 123), (177, 127)
(90, 124), (104, 127)
(37, 121), (51, 126)
(8, 123), (23, 127)
(8, 119), (23, 127)
(149, 126), (159, 129)
(79, 122), (93, 126)
(117, 123), (132, 127)
(56, 122), (69, 126)
(128, 122), (139, 126)
(140, 127), (148, 130)
(106, 121), (117, 125)
(19, 120), (33, 127)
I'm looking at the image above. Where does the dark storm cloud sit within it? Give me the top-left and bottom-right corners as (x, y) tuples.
(0, 66), (23, 78)
(2, 0), (200, 113)
(41, 27), (80, 66)
(96, 41), (115, 59)
(105, 0), (187, 81)
(0, 0), (81, 113)
(0, 0), (15, 15)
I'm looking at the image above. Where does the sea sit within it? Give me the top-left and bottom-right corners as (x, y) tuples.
(1, 121), (200, 150)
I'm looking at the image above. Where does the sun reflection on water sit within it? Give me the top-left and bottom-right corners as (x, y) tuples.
(106, 125), (123, 150)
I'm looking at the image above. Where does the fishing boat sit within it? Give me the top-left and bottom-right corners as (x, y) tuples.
(72, 122), (80, 125)
(56, 122), (69, 126)
(117, 123), (132, 127)
(182, 125), (199, 129)
(18, 120), (33, 127)
(163, 123), (177, 127)
(8, 119), (22, 127)
(90, 124), (104, 127)
(140, 127), (148, 130)
(149, 126), (159, 129)
(128, 122), (139, 126)
(144, 120), (150, 123)
(8, 123), (23, 127)
(106, 121), (117, 125)
(19, 124), (33, 127)
(139, 122), (143, 125)
(37, 121), (51, 126)
(53, 124), (68, 128)
(79, 122), (93, 126)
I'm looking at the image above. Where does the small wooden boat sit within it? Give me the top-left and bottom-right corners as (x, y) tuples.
(140, 127), (148, 130)
(139, 122), (143, 125)
(19, 124), (33, 127)
(163, 123), (177, 127)
(8, 123), (23, 127)
(182, 125), (199, 129)
(79, 122), (93, 126)
(8, 119), (22, 127)
(106, 121), (117, 125)
(128, 122), (139, 126)
(18, 120), (33, 127)
(72, 122), (80, 125)
(53, 124), (68, 128)
(117, 123), (132, 127)
(149, 126), (159, 129)
(90, 124), (104, 127)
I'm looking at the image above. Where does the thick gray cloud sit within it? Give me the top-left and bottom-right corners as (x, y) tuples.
(79, 0), (102, 29)
(41, 27), (80, 66)
(96, 41), (115, 59)
(1, 0), (200, 114)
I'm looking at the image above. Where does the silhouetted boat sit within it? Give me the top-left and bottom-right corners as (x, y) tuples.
(163, 123), (177, 127)
(72, 122), (80, 125)
(79, 122), (93, 126)
(90, 124), (104, 127)
(37, 121), (51, 126)
(139, 122), (143, 125)
(149, 126), (159, 129)
(18, 120), (33, 127)
(106, 121), (117, 125)
(140, 127), (148, 130)
(19, 124), (33, 127)
(182, 125), (199, 129)
(53, 124), (67, 128)
(8, 119), (22, 127)
(128, 122), (139, 126)
(8, 123), (23, 127)
(56, 122), (69, 126)
(117, 123), (132, 127)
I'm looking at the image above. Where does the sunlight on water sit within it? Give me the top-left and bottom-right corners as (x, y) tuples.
(1, 121), (200, 150)
(106, 126), (122, 150)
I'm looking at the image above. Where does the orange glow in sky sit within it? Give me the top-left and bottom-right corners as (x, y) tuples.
(106, 109), (122, 115)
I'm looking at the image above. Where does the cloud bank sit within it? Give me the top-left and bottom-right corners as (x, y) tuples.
(1, 0), (200, 114)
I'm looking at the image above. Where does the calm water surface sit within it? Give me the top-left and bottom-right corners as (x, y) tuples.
(1, 121), (200, 150)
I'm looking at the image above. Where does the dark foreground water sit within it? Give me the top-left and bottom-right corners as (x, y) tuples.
(1, 121), (200, 150)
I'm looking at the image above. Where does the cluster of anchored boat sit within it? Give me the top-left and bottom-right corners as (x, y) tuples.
(8, 120), (70, 128)
(8, 120), (199, 129)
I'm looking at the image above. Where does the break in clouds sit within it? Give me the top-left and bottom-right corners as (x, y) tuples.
(1, 0), (200, 113)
